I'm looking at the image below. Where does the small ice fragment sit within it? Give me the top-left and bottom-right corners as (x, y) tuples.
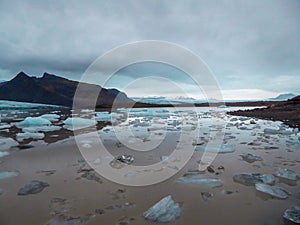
(0, 137), (18, 151)
(0, 151), (9, 158)
(283, 205), (300, 224)
(201, 192), (213, 201)
(276, 168), (299, 181)
(233, 173), (275, 186)
(176, 176), (223, 188)
(94, 112), (122, 122)
(17, 180), (49, 195)
(0, 124), (11, 130)
(117, 155), (134, 164)
(160, 156), (169, 161)
(39, 114), (60, 122)
(218, 105), (229, 108)
(22, 125), (61, 133)
(81, 109), (94, 113)
(143, 195), (181, 223)
(264, 128), (295, 135)
(16, 132), (45, 141)
(0, 171), (19, 179)
(255, 183), (290, 199)
(195, 144), (235, 153)
(63, 117), (96, 131)
(240, 153), (263, 163)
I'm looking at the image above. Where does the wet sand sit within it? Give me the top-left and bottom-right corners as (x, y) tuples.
(0, 114), (300, 225)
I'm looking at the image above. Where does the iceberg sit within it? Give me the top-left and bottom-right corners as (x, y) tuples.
(233, 173), (275, 186)
(275, 168), (299, 181)
(143, 195), (181, 223)
(255, 183), (290, 199)
(283, 205), (300, 224)
(63, 117), (97, 131)
(240, 153), (263, 163)
(0, 171), (19, 179)
(176, 176), (223, 188)
(16, 117), (52, 128)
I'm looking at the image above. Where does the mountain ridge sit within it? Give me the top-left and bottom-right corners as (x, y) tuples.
(0, 71), (135, 107)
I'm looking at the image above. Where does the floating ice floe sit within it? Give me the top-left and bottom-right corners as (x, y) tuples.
(0, 124), (11, 130)
(0, 137), (18, 151)
(22, 125), (61, 133)
(275, 168), (299, 181)
(39, 114), (60, 122)
(283, 205), (300, 224)
(0, 171), (19, 179)
(240, 153), (263, 163)
(195, 144), (235, 153)
(143, 195), (181, 223)
(217, 105), (228, 108)
(17, 180), (49, 195)
(233, 173), (275, 185)
(63, 117), (97, 131)
(264, 128), (295, 135)
(94, 112), (122, 122)
(16, 132), (45, 141)
(255, 183), (290, 199)
(16, 117), (52, 128)
(176, 176), (223, 188)
(81, 109), (94, 113)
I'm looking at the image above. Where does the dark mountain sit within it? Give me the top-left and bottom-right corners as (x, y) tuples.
(0, 72), (135, 107)
(229, 95), (300, 128)
(269, 93), (296, 101)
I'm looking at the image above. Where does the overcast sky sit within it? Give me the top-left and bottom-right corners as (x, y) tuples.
(0, 0), (299, 100)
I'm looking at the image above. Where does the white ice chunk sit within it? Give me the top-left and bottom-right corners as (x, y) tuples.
(39, 114), (60, 122)
(195, 144), (235, 153)
(176, 176), (223, 188)
(0, 124), (11, 130)
(16, 117), (51, 128)
(94, 112), (122, 122)
(16, 132), (45, 141)
(22, 125), (61, 133)
(0, 137), (18, 151)
(63, 117), (97, 131)
(275, 168), (299, 181)
(255, 183), (290, 199)
(143, 195), (181, 223)
(284, 205), (300, 224)
(0, 151), (9, 158)
(264, 128), (295, 135)
(81, 109), (94, 113)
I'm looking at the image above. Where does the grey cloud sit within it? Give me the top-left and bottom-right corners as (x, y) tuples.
(0, 0), (299, 96)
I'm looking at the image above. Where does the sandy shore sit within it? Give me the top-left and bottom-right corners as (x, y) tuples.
(0, 114), (299, 225)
